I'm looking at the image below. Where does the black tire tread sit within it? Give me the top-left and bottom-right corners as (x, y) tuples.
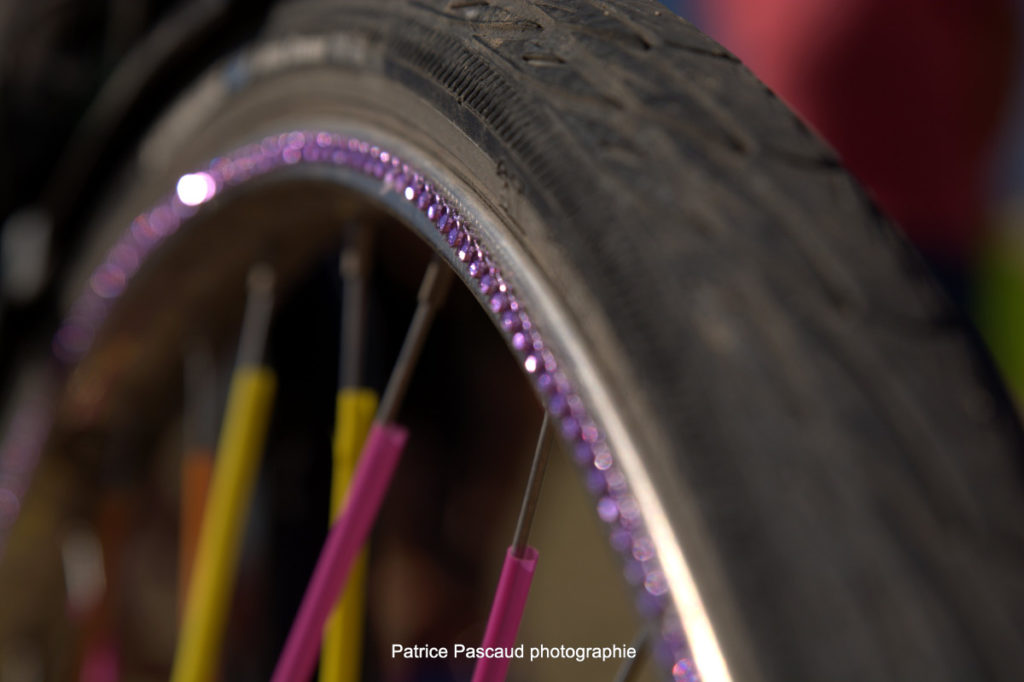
(257, 1), (1024, 679)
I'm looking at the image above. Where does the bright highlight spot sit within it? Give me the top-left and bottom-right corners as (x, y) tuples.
(176, 172), (216, 207)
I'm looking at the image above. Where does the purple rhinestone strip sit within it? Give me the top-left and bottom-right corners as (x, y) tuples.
(36, 130), (697, 680)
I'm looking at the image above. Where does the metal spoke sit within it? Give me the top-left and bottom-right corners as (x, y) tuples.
(376, 257), (452, 424)
(271, 258), (451, 682)
(180, 340), (216, 613)
(171, 264), (278, 682)
(511, 413), (551, 558)
(321, 227), (378, 682)
(339, 225), (372, 389)
(470, 413), (552, 682)
(235, 263), (275, 367)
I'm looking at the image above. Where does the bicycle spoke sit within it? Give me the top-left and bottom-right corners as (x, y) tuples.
(512, 414), (551, 558)
(376, 257), (452, 423)
(179, 341), (216, 617)
(172, 265), (278, 682)
(235, 265), (276, 367)
(612, 628), (650, 682)
(338, 224), (372, 390)
(272, 257), (452, 682)
(472, 414), (552, 682)
(321, 232), (378, 682)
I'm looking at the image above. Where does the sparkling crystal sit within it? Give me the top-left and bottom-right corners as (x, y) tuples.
(547, 392), (567, 416)
(404, 176), (424, 202)
(537, 372), (554, 393)
(644, 569), (669, 596)
(616, 494), (640, 522)
(417, 187), (435, 211)
(610, 529), (632, 552)
(437, 211), (453, 233)
(567, 393), (586, 418)
(672, 658), (698, 682)
(541, 349), (557, 373)
(447, 227), (464, 248)
(501, 311), (520, 332)
(624, 560), (645, 586)
(573, 441), (593, 465)
(604, 467), (628, 494)
(586, 469), (608, 494)
(561, 416), (580, 440)
(632, 537), (655, 562)
(479, 273), (497, 294)
(489, 292), (508, 313)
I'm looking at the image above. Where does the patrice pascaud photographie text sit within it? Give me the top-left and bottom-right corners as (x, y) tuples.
(391, 643), (639, 663)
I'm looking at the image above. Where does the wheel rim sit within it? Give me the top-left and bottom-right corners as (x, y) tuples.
(0, 129), (727, 682)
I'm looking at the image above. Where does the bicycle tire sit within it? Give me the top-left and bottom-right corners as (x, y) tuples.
(5, 1), (1024, 680)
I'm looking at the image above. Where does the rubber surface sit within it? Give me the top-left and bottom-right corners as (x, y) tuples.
(17, 0), (1024, 680)
(249, 2), (1024, 680)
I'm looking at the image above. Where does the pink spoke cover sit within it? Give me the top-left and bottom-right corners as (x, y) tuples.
(471, 546), (539, 682)
(271, 422), (408, 682)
